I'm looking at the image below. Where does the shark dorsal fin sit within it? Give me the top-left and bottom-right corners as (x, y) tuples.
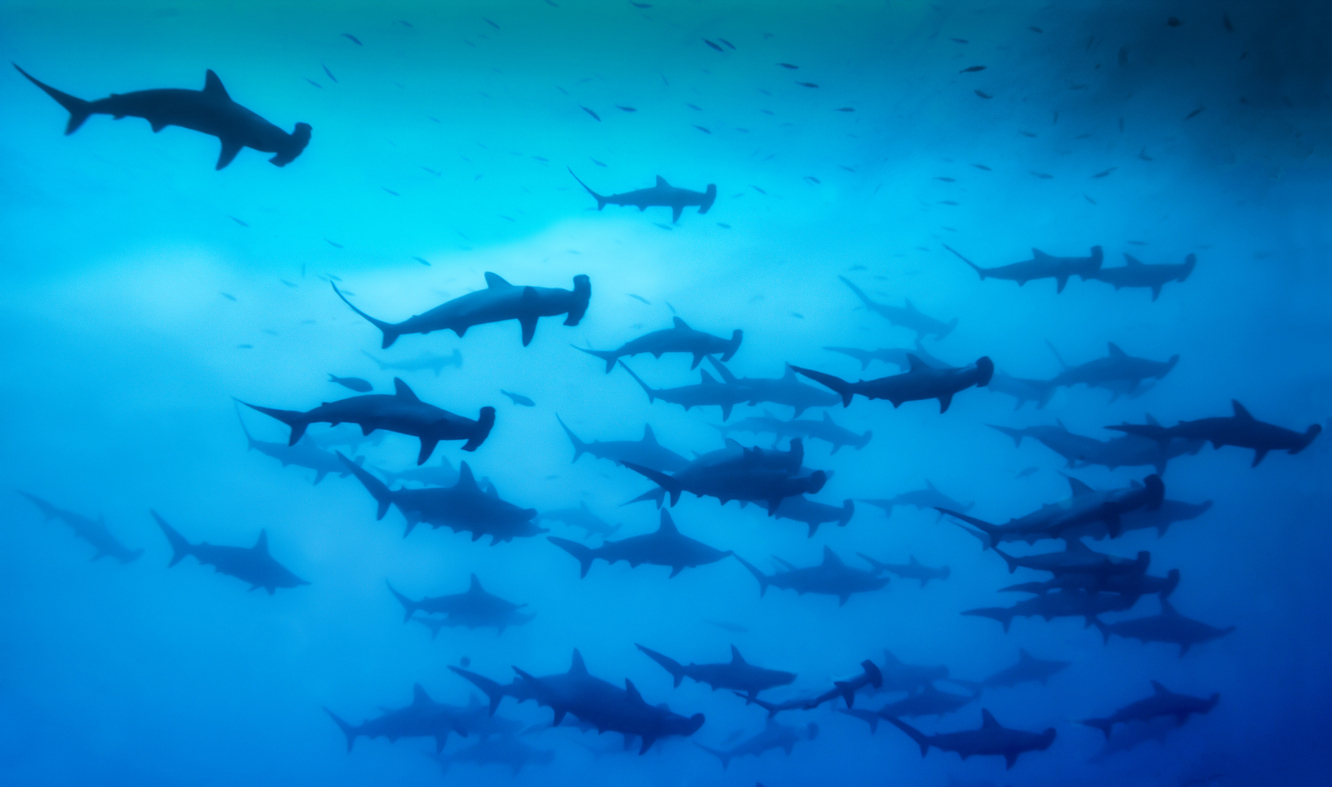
(1107, 342), (1126, 358)
(724, 438), (742, 449)
(203, 70), (230, 99)
(1150, 680), (1168, 695)
(699, 370), (717, 385)
(1145, 413), (1160, 426)
(925, 479), (937, 490)
(909, 555), (920, 566)
(1231, 400), (1253, 420)
(1066, 476), (1095, 497)
(730, 645), (745, 664)
(624, 678), (644, 703)
(981, 709), (999, 729)
(905, 353), (927, 372)
(656, 176), (669, 187)
(642, 424), (658, 444)
(657, 509), (678, 534)
(1159, 596), (1177, 616)
(253, 530), (269, 553)
(782, 364), (797, 380)
(822, 411), (833, 423)
(1124, 253), (1143, 266)
(469, 573), (483, 593)
(412, 683), (432, 705)
(672, 316), (689, 330)
(484, 272), (513, 288)
(393, 378), (420, 401)
(570, 649), (588, 674)
(579, 500), (590, 510)
(1031, 248), (1049, 259)
(1064, 538), (1091, 552)
(1017, 648), (1031, 661)
(822, 546), (843, 566)
(456, 462), (479, 490)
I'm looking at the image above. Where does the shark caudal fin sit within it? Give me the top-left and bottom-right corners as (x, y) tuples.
(1078, 717), (1115, 740)
(568, 168), (608, 209)
(461, 407), (497, 452)
(617, 362), (658, 403)
(565, 274), (592, 326)
(150, 510), (192, 567)
(692, 742), (732, 769)
(621, 462), (682, 506)
(448, 667), (508, 716)
(324, 708), (360, 752)
(942, 244), (987, 279)
(732, 554), (772, 596)
(336, 452), (394, 521)
(236, 399), (310, 445)
(386, 582), (418, 621)
(721, 329), (744, 362)
(698, 184), (717, 214)
(575, 345), (620, 374)
(937, 317), (960, 340)
(790, 366), (854, 407)
(962, 607), (1015, 633)
(555, 415), (588, 461)
(885, 717), (932, 757)
(548, 536), (597, 578)
(331, 283), (401, 349)
(937, 508), (1000, 549)
(988, 423), (1026, 447)
(14, 65), (94, 134)
(636, 644), (687, 688)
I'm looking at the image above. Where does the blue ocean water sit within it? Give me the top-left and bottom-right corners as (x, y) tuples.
(2, 1), (1330, 785)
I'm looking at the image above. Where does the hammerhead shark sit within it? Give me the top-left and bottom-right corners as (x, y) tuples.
(793, 355), (993, 412)
(945, 243), (1102, 293)
(887, 709), (1056, 769)
(838, 277), (958, 339)
(569, 168), (716, 223)
(577, 318), (742, 372)
(1108, 400), (1321, 467)
(1087, 252), (1197, 300)
(15, 65), (310, 169)
(152, 511), (308, 594)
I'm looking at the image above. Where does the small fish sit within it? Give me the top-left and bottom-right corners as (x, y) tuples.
(326, 240), (343, 249)
(342, 33), (362, 45)
(973, 163), (991, 171)
(704, 618), (749, 633)
(500, 390), (536, 407)
(1138, 148), (1153, 161)
(220, 292), (236, 301)
(1053, 111), (1060, 124)
(413, 257), (431, 266)
(533, 156), (549, 162)
(280, 279), (297, 288)
(1091, 168), (1115, 178)
(1167, 17), (1181, 27)
(630, 1), (652, 7)
(237, 344), (253, 349)
(716, 222), (731, 229)
(652, 222), (673, 231)
(228, 216), (248, 227)
(804, 175), (820, 184)
(484, 18), (499, 29)
(840, 165), (856, 172)
(1019, 131), (1037, 138)
(939, 200), (958, 206)
(796, 81), (819, 88)
(1015, 466), (1038, 478)
(974, 90), (992, 99)
(627, 294), (651, 305)
(836, 106), (855, 112)
(1030, 26), (1043, 33)
(934, 176), (956, 182)
(848, 265), (867, 271)
(719, 38), (735, 50)
(734, 127), (749, 133)
(322, 64), (338, 83)
(326, 274), (342, 282)
(1224, 14), (1234, 32)
(760, 109), (774, 115)
(778, 62), (799, 69)
(1030, 171), (1053, 179)
(581, 106), (601, 121)
(329, 375), (372, 393)
(791, 312), (804, 319)
(382, 187), (399, 196)
(398, 20), (413, 27)
(616, 105), (636, 112)
(960, 65), (986, 73)
(500, 215), (516, 222)
(421, 166), (440, 176)
(686, 103), (703, 111)
(703, 39), (723, 52)
(1185, 106), (1204, 120)
(304, 78), (323, 89)
(665, 302), (677, 314)
(1084, 194), (1097, 205)
(591, 158), (607, 167)
(952, 38), (968, 44)
(751, 185), (767, 195)
(1127, 240), (1147, 246)
(694, 125), (711, 134)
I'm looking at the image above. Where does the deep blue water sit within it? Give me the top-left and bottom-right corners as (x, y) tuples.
(2, 2), (1331, 785)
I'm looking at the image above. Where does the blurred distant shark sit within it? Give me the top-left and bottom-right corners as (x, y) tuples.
(1087, 252), (1197, 300)
(946, 243), (1103, 293)
(773, 496), (855, 537)
(334, 273), (590, 348)
(556, 416), (689, 472)
(15, 65), (310, 169)
(325, 683), (471, 752)
(887, 709), (1056, 769)
(793, 355), (993, 412)
(1047, 342), (1178, 400)
(1093, 596), (1235, 656)
(694, 719), (818, 769)
(735, 546), (889, 606)
(388, 574), (533, 634)
(1078, 681), (1219, 739)
(362, 348), (462, 375)
(548, 509), (731, 578)
(17, 492), (143, 563)
(623, 439), (827, 515)
(577, 318), (742, 372)
(236, 404), (360, 484)
(939, 474), (1164, 543)
(151, 511), (307, 594)
(859, 554), (950, 587)
(537, 502), (622, 540)
(618, 361), (753, 421)
(637, 643), (796, 700)
(706, 358), (840, 416)
(1108, 400), (1321, 467)
(860, 480), (971, 519)
(569, 168), (716, 223)
(429, 735), (554, 775)
(715, 410), (872, 454)
(838, 277), (958, 339)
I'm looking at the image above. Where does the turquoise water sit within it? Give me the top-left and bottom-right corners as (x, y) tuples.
(2, 2), (1330, 785)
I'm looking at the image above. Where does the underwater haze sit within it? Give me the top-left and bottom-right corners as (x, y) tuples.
(2, 0), (1331, 785)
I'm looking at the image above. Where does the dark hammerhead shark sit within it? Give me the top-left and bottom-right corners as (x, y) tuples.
(151, 511), (308, 594)
(569, 168), (717, 223)
(945, 243), (1102, 293)
(15, 65), (310, 169)
(577, 317), (742, 372)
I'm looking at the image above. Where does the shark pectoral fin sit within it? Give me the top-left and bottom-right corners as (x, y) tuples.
(417, 438), (439, 465)
(150, 119), (167, 133)
(1055, 276), (1068, 293)
(671, 205), (683, 223)
(518, 287), (539, 346)
(216, 139), (243, 170)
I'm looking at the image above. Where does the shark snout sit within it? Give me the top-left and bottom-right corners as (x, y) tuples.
(270, 122), (312, 167)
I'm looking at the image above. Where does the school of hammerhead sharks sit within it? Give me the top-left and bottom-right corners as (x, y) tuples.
(11, 50), (1325, 780)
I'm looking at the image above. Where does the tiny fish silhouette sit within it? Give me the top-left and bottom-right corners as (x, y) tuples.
(694, 125), (711, 133)
(1184, 106), (1204, 119)
(484, 18), (499, 29)
(627, 293), (651, 305)
(322, 64), (337, 83)
(413, 257), (430, 266)
(960, 65), (987, 73)
(975, 90), (993, 99)
(719, 38), (735, 50)
(342, 33), (362, 45)
(778, 63), (799, 69)
(1091, 168), (1116, 178)
(326, 239), (343, 249)
(500, 390), (536, 407)
(228, 216), (248, 227)
(591, 158), (607, 167)
(716, 222), (731, 228)
(581, 106), (600, 121)
(973, 163), (991, 171)
(704, 39), (723, 52)
(1030, 171), (1053, 179)
(304, 78), (322, 89)
(617, 105), (637, 112)
(220, 292), (236, 301)
(797, 81), (819, 88)
(329, 375), (372, 393)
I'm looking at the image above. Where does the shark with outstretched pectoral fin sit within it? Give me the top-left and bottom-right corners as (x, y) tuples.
(15, 64), (310, 169)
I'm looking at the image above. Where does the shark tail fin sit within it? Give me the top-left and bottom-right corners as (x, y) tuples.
(14, 65), (93, 134)
(937, 508), (999, 550)
(386, 582), (417, 622)
(962, 607), (1014, 632)
(576, 345), (620, 374)
(699, 183), (717, 214)
(988, 423), (1025, 447)
(1078, 717), (1115, 740)
(555, 415), (587, 462)
(732, 554), (771, 596)
(692, 742), (731, 768)
(150, 510), (192, 567)
(1180, 253), (1197, 282)
(617, 362), (657, 403)
(1091, 617), (1111, 644)
(324, 708), (359, 752)
(233, 402), (258, 450)
(790, 366), (854, 407)
(448, 667), (507, 716)
(621, 462), (681, 506)
(336, 452), (393, 520)
(122, 548), (146, 564)
(885, 717), (931, 757)
(636, 644), (686, 688)
(549, 536), (596, 578)
(942, 244), (985, 279)
(331, 283), (401, 349)
(568, 167), (608, 209)
(236, 399), (310, 445)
